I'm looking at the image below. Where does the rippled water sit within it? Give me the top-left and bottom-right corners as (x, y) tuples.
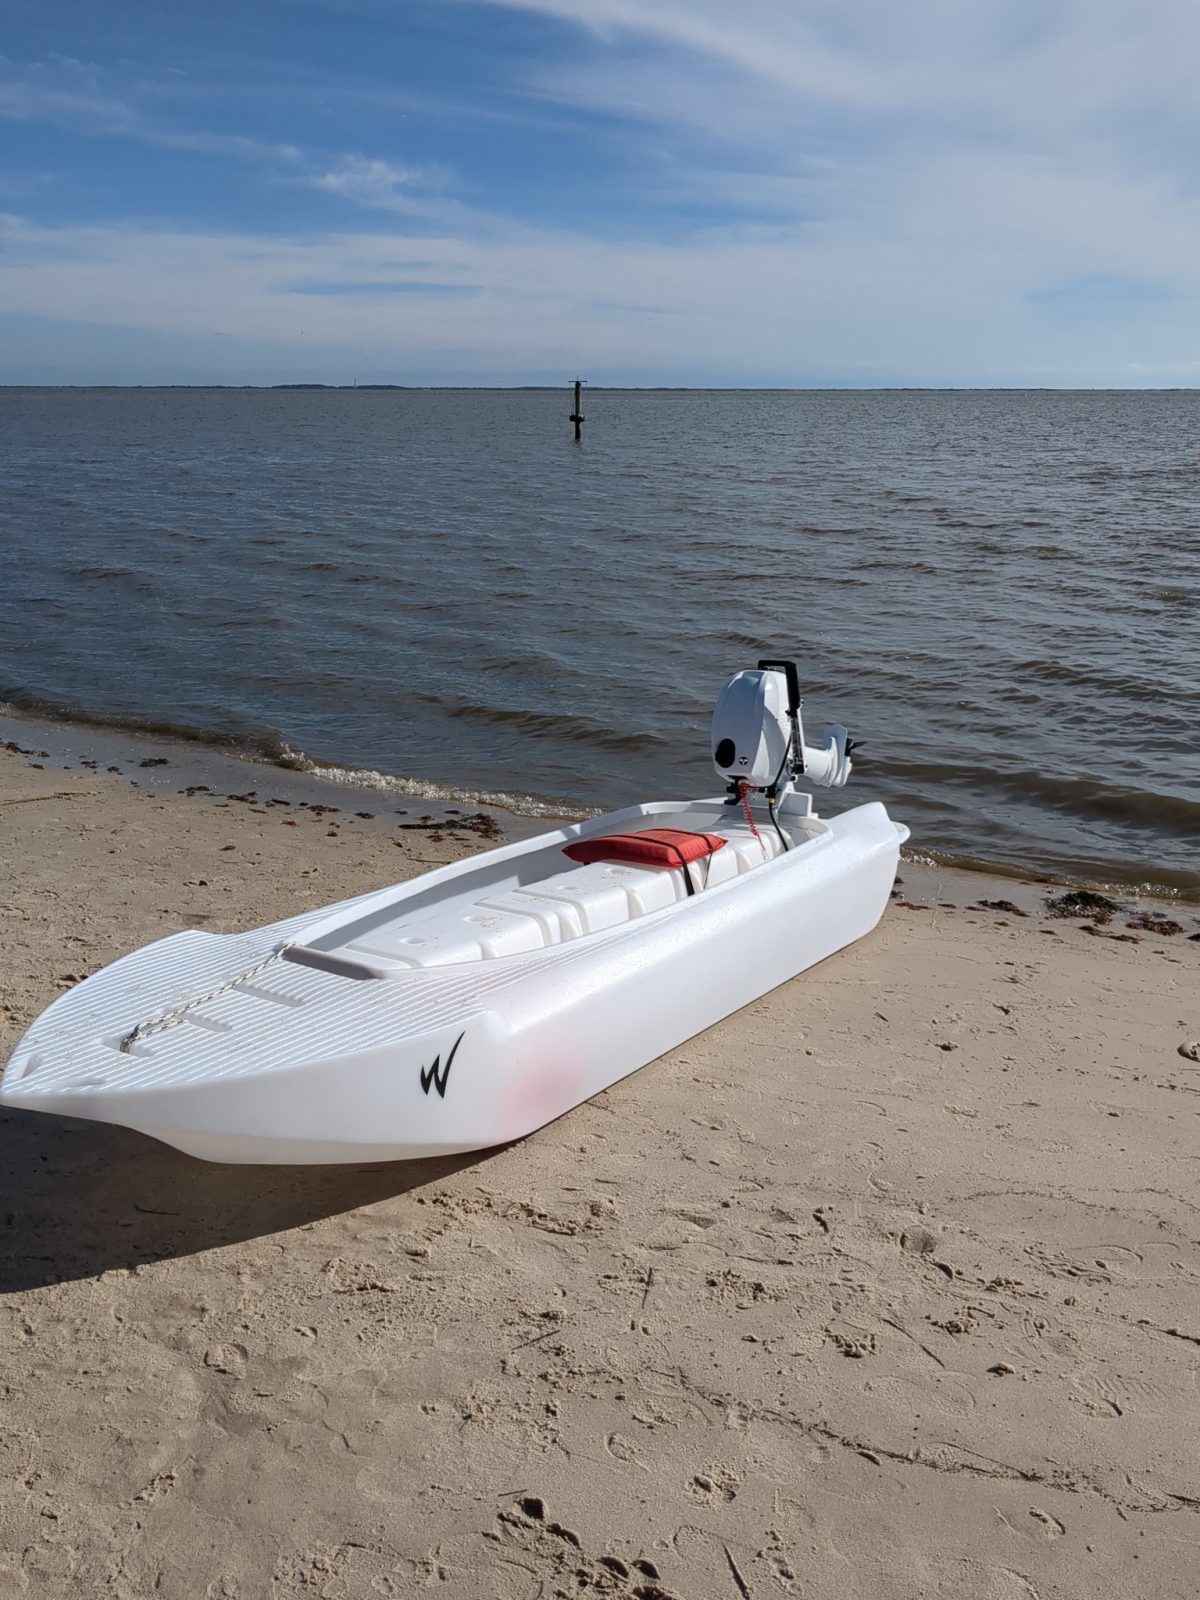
(1, 387), (1197, 893)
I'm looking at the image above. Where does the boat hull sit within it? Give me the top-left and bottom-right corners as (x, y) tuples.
(1, 798), (906, 1164)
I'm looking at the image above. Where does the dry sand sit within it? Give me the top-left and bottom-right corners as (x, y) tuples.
(1, 739), (1198, 1599)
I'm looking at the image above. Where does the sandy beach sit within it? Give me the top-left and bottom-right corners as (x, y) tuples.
(2, 735), (1198, 1599)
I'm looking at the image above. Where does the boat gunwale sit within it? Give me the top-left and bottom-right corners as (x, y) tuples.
(284, 799), (842, 978)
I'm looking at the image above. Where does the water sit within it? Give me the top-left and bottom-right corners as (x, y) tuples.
(1, 386), (1197, 895)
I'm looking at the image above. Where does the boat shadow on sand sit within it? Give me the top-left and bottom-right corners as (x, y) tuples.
(0, 1107), (492, 1293)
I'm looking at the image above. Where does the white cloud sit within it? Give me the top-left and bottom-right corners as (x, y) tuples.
(0, 61), (301, 163)
(481, 0), (1200, 220)
(0, 75), (140, 136)
(472, 0), (1200, 126)
(3, 5), (1200, 380)
(1, 170), (1196, 385)
(309, 155), (438, 213)
(0, 59), (430, 213)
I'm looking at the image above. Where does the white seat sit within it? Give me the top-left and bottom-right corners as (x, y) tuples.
(517, 864), (661, 935)
(341, 821), (784, 970)
(703, 843), (739, 888)
(476, 888), (583, 944)
(344, 904), (548, 968)
(721, 830), (779, 873)
(590, 861), (687, 915)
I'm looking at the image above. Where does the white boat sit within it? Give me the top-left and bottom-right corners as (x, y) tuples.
(1, 662), (908, 1164)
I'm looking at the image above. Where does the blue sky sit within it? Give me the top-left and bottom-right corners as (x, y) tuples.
(2, 0), (1198, 385)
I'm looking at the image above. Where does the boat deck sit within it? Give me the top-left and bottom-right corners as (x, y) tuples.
(327, 820), (791, 973)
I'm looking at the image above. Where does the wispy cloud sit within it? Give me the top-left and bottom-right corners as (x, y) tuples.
(472, 0), (1200, 130)
(1, 5), (1199, 381)
(0, 74), (140, 137)
(0, 56), (457, 219)
(0, 57), (301, 163)
(308, 155), (443, 214)
(1, 170), (1195, 386)
(477, 0), (1200, 223)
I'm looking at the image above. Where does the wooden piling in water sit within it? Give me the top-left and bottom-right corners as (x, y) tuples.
(569, 378), (585, 441)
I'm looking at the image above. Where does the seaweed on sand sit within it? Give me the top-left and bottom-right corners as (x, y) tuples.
(1125, 913), (1184, 936)
(1044, 889), (1126, 925)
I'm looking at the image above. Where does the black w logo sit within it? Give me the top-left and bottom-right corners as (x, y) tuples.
(419, 1032), (464, 1098)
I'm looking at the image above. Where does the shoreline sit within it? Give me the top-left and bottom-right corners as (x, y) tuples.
(4, 706), (1196, 908)
(2, 742), (1198, 1596)
(0, 703), (588, 830)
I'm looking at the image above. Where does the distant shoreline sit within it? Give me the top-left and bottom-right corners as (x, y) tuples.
(4, 383), (1200, 393)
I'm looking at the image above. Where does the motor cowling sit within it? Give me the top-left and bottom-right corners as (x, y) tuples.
(711, 669), (792, 787)
(711, 662), (854, 791)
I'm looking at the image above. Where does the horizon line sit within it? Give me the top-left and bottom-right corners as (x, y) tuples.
(4, 382), (1200, 394)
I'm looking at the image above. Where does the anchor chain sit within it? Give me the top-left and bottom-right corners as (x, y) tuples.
(119, 942), (298, 1054)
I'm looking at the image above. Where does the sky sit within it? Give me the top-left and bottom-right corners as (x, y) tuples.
(2, 0), (1199, 386)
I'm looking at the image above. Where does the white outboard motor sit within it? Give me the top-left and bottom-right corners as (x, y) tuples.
(711, 659), (853, 798)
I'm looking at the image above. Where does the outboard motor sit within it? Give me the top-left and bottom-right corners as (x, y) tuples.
(711, 659), (853, 801)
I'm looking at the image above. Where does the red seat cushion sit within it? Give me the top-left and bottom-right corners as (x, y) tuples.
(563, 827), (727, 869)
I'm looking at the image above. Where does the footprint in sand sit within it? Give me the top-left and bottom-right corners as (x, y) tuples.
(202, 1343), (248, 1377)
(1067, 1370), (1127, 1418)
(132, 1468), (179, 1504)
(938, 1557), (1042, 1597)
(492, 1498), (676, 1599)
(1019, 1311), (1078, 1357)
(827, 1325), (877, 1359)
(1029, 1507), (1066, 1538)
(690, 1464), (739, 1503)
(605, 1432), (650, 1470)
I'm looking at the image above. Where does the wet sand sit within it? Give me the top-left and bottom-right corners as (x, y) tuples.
(2, 740), (1198, 1599)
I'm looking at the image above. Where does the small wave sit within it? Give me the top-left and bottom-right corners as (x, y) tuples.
(716, 630), (773, 652)
(1013, 657), (1200, 704)
(415, 696), (670, 755)
(69, 564), (158, 600)
(897, 844), (1193, 901)
(286, 756), (589, 820)
(0, 686), (586, 822)
(0, 685), (298, 765)
(473, 651), (572, 675)
(876, 751), (1200, 836)
(853, 558), (939, 574)
(212, 614), (289, 631)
